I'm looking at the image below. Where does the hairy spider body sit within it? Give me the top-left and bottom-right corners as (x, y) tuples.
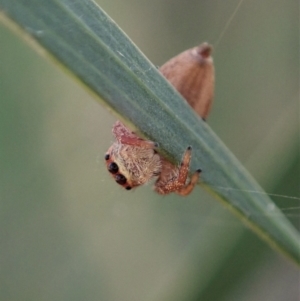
(105, 121), (200, 195)
(106, 142), (161, 189)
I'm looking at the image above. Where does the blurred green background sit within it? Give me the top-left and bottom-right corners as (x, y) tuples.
(0, 0), (299, 300)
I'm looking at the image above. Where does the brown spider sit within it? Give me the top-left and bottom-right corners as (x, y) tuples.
(105, 121), (201, 195)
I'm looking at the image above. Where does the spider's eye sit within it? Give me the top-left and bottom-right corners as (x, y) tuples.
(125, 186), (132, 190)
(108, 162), (119, 174)
(115, 174), (127, 185)
(105, 154), (110, 160)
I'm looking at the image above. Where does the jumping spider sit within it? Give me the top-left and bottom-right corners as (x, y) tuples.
(105, 121), (201, 196)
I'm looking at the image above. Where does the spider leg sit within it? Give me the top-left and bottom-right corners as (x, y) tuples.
(177, 146), (192, 182)
(176, 169), (201, 196)
(155, 146), (201, 195)
(113, 121), (158, 149)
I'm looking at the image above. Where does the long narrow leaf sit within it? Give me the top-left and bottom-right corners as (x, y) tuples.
(0, 0), (299, 264)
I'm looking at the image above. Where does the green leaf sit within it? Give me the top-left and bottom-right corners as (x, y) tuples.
(0, 0), (299, 265)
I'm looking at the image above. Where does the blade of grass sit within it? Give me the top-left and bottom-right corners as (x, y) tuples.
(0, 0), (299, 264)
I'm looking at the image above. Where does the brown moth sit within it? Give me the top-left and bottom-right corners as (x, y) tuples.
(105, 43), (214, 195)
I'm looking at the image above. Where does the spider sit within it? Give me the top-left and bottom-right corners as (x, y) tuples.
(105, 121), (201, 196)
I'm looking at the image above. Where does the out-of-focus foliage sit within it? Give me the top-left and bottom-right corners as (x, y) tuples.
(0, 0), (299, 301)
